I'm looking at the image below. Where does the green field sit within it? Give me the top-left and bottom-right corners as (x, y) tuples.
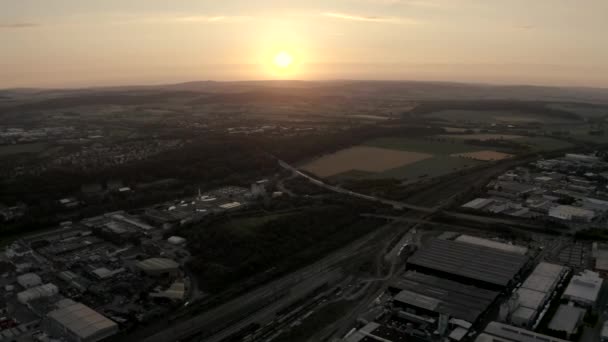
(365, 137), (485, 155)
(0, 142), (49, 157)
(370, 155), (485, 181)
(547, 104), (608, 119)
(516, 136), (574, 151)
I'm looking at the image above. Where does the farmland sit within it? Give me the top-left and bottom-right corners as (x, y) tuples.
(301, 146), (432, 178)
(364, 137), (485, 154)
(0, 142), (49, 157)
(369, 155), (485, 181)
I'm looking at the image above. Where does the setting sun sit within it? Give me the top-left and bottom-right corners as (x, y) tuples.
(273, 51), (294, 69)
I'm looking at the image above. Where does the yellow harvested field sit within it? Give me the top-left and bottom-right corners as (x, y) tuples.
(452, 150), (514, 161)
(302, 146), (432, 177)
(438, 134), (523, 141)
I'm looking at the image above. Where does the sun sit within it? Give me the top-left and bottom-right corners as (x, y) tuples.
(273, 51), (293, 69)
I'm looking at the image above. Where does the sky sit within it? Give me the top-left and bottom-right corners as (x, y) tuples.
(2, 0), (608, 88)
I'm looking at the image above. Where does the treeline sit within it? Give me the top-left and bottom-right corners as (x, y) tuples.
(410, 100), (582, 121)
(183, 204), (383, 292)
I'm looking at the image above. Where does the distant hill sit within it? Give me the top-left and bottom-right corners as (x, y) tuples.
(1, 80), (608, 114)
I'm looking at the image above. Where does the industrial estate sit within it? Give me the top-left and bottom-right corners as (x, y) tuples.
(2, 81), (608, 342)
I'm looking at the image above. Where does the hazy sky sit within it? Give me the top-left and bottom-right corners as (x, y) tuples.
(2, 0), (608, 88)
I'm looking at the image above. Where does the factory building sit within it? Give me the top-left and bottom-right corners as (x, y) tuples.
(476, 322), (569, 342)
(548, 305), (585, 339)
(563, 270), (603, 307)
(407, 239), (528, 290)
(135, 258), (180, 277)
(593, 242), (608, 277)
(455, 235), (528, 255)
(548, 205), (595, 222)
(44, 299), (118, 342)
(16, 273), (42, 288)
(389, 271), (499, 325)
(17, 283), (59, 304)
(502, 262), (567, 327)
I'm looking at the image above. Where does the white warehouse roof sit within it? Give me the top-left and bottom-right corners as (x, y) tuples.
(455, 235), (528, 255)
(549, 205), (595, 221)
(17, 273), (42, 288)
(462, 198), (493, 210)
(167, 236), (186, 245)
(563, 270), (603, 306)
(17, 283), (58, 304)
(47, 301), (118, 341)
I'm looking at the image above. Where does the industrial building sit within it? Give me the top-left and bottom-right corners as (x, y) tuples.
(406, 239), (528, 289)
(135, 257), (180, 276)
(548, 305), (585, 339)
(17, 283), (59, 304)
(548, 205), (595, 222)
(16, 273), (42, 288)
(44, 299), (118, 342)
(563, 270), (603, 307)
(476, 321), (569, 342)
(455, 235), (528, 255)
(502, 262), (567, 327)
(593, 242), (608, 277)
(389, 271), (499, 324)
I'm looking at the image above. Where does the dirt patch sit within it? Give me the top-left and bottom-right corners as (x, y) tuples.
(452, 150), (514, 161)
(302, 146), (432, 177)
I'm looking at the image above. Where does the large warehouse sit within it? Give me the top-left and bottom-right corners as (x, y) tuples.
(135, 257), (180, 276)
(406, 239), (529, 290)
(45, 299), (118, 342)
(563, 270), (603, 307)
(476, 322), (569, 342)
(390, 271), (499, 324)
(506, 262), (567, 327)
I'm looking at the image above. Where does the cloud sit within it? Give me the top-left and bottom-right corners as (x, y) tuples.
(358, 0), (444, 7)
(169, 15), (251, 23)
(0, 22), (38, 29)
(518, 24), (535, 30)
(120, 15), (252, 25)
(403, 1), (443, 8)
(321, 12), (417, 24)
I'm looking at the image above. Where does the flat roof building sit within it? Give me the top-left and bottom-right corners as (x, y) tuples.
(462, 198), (493, 210)
(563, 270), (603, 307)
(136, 258), (179, 276)
(549, 205), (595, 222)
(17, 273), (42, 288)
(17, 283), (59, 304)
(548, 305), (585, 338)
(455, 235), (528, 255)
(476, 322), (569, 342)
(390, 271), (498, 324)
(407, 239), (528, 289)
(45, 300), (118, 342)
(506, 262), (566, 327)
